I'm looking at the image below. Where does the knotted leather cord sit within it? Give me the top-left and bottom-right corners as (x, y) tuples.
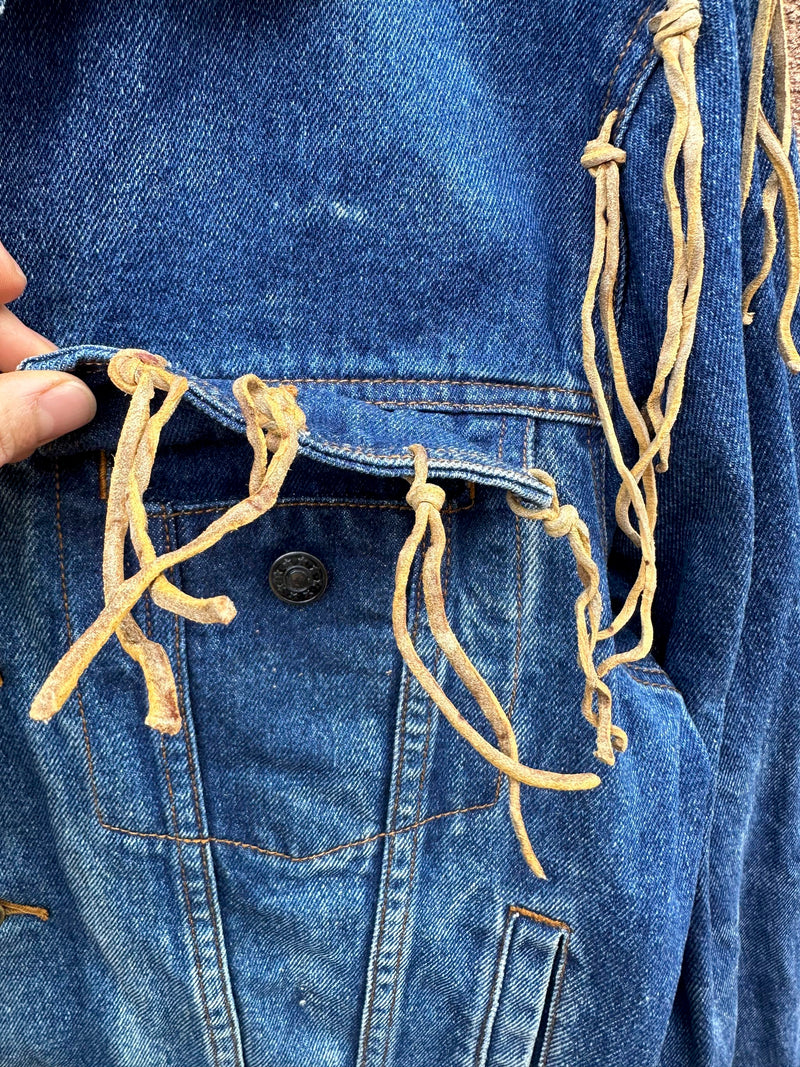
(533, 0), (706, 766)
(393, 446), (602, 879)
(644, 0), (705, 471)
(30, 349), (306, 731)
(741, 0), (800, 372)
(506, 476), (629, 766)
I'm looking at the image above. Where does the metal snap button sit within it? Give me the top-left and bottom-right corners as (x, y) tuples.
(269, 551), (328, 605)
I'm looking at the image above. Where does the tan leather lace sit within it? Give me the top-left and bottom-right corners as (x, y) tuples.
(567, 0), (706, 728)
(0, 897), (49, 924)
(393, 446), (602, 879)
(741, 0), (800, 372)
(30, 349), (306, 732)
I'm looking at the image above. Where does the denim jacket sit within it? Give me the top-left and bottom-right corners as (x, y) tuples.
(0, 1), (798, 1065)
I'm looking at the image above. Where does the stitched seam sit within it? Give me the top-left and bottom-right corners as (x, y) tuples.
(359, 564), (424, 1066)
(98, 450), (109, 501)
(365, 400), (600, 421)
(161, 737), (221, 1067)
(473, 907), (515, 1067)
(158, 498), (474, 518)
(55, 461), (104, 823)
(508, 517), (523, 722)
(539, 926), (572, 1067)
(600, 2), (656, 119)
(625, 674), (678, 692)
(302, 440), (556, 482)
(380, 514), (454, 1066)
(587, 424), (608, 562)
(617, 42), (658, 129)
(163, 512), (242, 1065)
(508, 906), (571, 933)
(78, 800), (499, 860)
(244, 376), (598, 396)
(497, 416), (507, 462)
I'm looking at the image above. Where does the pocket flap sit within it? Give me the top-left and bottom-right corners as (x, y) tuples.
(21, 345), (556, 507)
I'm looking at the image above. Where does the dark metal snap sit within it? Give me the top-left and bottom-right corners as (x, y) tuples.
(269, 551), (328, 605)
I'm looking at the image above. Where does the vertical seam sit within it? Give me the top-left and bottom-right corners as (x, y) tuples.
(586, 424), (608, 561)
(472, 907), (515, 1067)
(508, 515), (523, 721)
(144, 582), (220, 1067)
(473, 908), (571, 1067)
(600, 2), (656, 120)
(160, 736), (222, 1067)
(359, 564), (425, 1066)
(54, 460), (104, 822)
(160, 510), (242, 1065)
(379, 512), (454, 1066)
(98, 450), (109, 500)
(497, 416), (507, 462)
(538, 927), (572, 1067)
(616, 42), (658, 128)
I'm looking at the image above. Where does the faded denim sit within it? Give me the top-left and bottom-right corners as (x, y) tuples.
(0, 1), (799, 1066)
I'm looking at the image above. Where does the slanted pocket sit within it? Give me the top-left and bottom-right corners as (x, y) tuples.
(477, 906), (570, 1067)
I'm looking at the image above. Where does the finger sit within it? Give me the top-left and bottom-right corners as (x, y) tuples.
(0, 304), (58, 372)
(0, 240), (28, 304)
(0, 371), (96, 466)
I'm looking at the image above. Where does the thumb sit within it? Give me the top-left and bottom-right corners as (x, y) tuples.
(0, 371), (97, 467)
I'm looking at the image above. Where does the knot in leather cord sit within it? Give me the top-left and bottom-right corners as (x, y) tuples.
(108, 348), (175, 394)
(649, 0), (702, 51)
(406, 482), (446, 512)
(507, 486), (581, 541)
(505, 479), (628, 768)
(580, 138), (626, 174)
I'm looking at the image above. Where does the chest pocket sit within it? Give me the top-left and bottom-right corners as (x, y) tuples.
(29, 346), (613, 871)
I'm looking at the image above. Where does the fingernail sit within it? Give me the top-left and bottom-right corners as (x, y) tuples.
(0, 240), (26, 284)
(35, 380), (97, 444)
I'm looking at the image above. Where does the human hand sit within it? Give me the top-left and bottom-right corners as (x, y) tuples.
(0, 240), (95, 466)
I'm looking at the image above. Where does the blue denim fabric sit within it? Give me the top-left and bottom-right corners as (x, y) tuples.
(0, 1), (798, 1065)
